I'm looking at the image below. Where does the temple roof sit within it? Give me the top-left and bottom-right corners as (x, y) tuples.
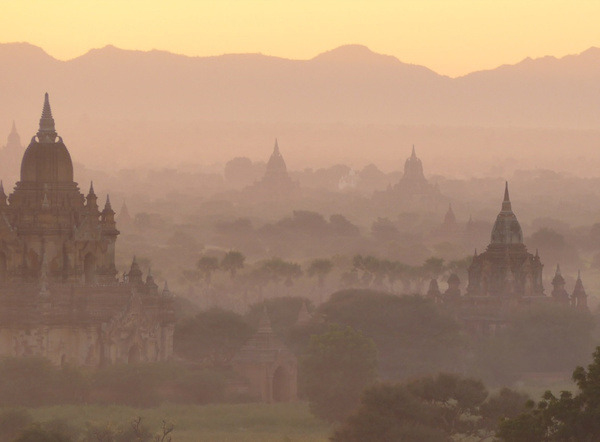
(20, 93), (74, 184)
(490, 182), (523, 245)
(402, 145), (425, 182)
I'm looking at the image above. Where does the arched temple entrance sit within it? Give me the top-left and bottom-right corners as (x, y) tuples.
(272, 366), (292, 402)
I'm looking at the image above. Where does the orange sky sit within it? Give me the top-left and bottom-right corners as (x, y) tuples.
(1, 1), (599, 77)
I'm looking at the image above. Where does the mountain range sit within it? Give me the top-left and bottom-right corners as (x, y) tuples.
(1, 42), (599, 130)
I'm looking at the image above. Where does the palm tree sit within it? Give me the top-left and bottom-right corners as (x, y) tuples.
(197, 256), (219, 287)
(307, 258), (334, 288)
(221, 250), (246, 280)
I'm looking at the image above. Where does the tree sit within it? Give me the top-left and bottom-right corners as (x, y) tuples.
(498, 346), (600, 441)
(371, 217), (399, 242)
(196, 256), (219, 287)
(333, 374), (529, 442)
(329, 214), (360, 236)
(174, 308), (253, 366)
(301, 324), (377, 422)
(421, 257), (444, 279)
(220, 250), (245, 280)
(260, 258), (302, 287)
(307, 258), (333, 288)
(316, 290), (462, 379)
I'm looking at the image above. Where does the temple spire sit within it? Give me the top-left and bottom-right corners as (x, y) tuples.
(411, 144), (416, 158)
(37, 93), (57, 141)
(10, 120), (16, 135)
(104, 194), (112, 211)
(502, 181), (512, 212)
(88, 181), (95, 196)
(274, 138), (279, 154)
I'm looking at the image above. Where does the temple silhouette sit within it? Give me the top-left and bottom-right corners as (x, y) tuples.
(0, 94), (174, 366)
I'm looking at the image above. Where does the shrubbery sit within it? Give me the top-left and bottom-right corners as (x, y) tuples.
(0, 357), (229, 408)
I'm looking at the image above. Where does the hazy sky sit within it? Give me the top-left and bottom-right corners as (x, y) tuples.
(1, 1), (599, 77)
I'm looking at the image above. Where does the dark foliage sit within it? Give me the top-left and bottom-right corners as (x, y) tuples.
(174, 307), (253, 366)
(316, 289), (463, 379)
(301, 324), (377, 422)
(498, 346), (600, 441)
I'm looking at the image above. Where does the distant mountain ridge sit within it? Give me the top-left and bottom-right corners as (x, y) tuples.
(0, 42), (599, 129)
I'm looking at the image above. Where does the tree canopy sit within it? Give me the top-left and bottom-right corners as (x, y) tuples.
(301, 324), (377, 422)
(498, 346), (600, 441)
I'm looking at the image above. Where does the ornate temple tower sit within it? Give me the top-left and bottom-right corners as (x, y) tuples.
(402, 145), (427, 185)
(0, 121), (24, 182)
(0, 94), (174, 367)
(0, 94), (118, 284)
(550, 264), (570, 305)
(466, 183), (544, 298)
(571, 271), (588, 310)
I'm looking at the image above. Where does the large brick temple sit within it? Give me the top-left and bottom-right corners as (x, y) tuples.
(0, 94), (174, 366)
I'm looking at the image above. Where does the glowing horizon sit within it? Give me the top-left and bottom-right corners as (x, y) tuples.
(0, 0), (599, 77)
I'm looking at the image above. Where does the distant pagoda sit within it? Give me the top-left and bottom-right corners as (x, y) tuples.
(247, 139), (300, 199)
(375, 145), (442, 209)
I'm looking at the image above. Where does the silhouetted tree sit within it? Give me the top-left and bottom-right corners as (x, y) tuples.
(174, 308), (253, 366)
(498, 346), (600, 441)
(333, 374), (522, 442)
(196, 256), (219, 287)
(302, 324), (377, 422)
(307, 258), (333, 288)
(220, 250), (245, 280)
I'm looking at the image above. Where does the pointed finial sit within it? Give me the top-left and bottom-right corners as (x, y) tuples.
(37, 93), (57, 141)
(411, 144), (416, 158)
(148, 266), (152, 277)
(274, 138), (280, 154)
(555, 264), (561, 275)
(162, 281), (171, 296)
(132, 255), (137, 264)
(501, 181), (512, 212)
(578, 269), (582, 280)
(104, 194), (112, 210)
(10, 120), (16, 134)
(88, 181), (95, 196)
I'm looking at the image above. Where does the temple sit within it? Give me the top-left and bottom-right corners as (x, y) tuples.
(0, 94), (174, 366)
(232, 306), (297, 402)
(466, 183), (544, 299)
(0, 121), (24, 183)
(375, 145), (442, 209)
(247, 139), (299, 198)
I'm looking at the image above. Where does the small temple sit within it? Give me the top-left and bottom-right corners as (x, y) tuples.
(375, 145), (442, 209)
(247, 139), (299, 199)
(232, 306), (297, 402)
